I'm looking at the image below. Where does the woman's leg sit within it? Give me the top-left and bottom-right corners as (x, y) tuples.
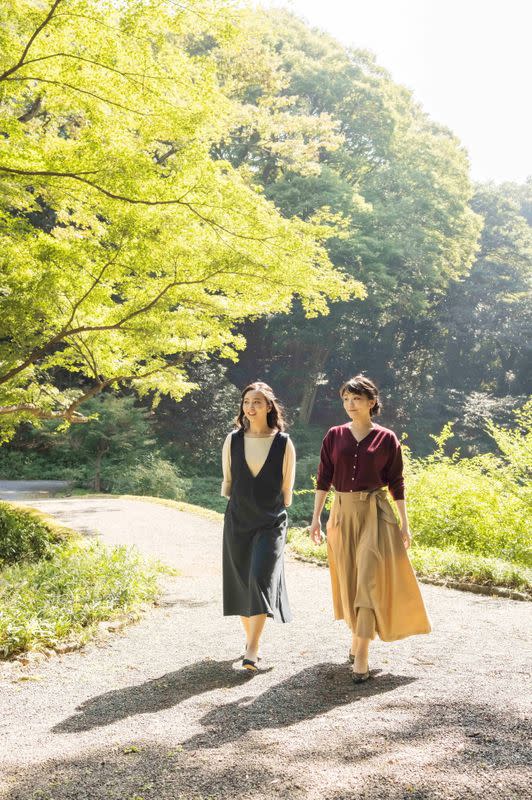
(353, 636), (370, 674)
(240, 615), (250, 645)
(245, 613), (267, 662)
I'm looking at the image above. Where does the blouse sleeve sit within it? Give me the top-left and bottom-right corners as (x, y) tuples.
(316, 429), (334, 492)
(386, 435), (405, 501)
(282, 437), (296, 507)
(220, 433), (232, 498)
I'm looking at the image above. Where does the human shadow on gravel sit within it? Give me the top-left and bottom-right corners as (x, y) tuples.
(183, 662), (416, 749)
(53, 660), (413, 736)
(52, 659), (247, 734)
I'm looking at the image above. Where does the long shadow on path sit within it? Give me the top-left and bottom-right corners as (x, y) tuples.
(183, 663), (416, 749)
(53, 659), (244, 733)
(53, 658), (416, 738)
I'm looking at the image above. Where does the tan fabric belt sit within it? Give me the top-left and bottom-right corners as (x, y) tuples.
(333, 487), (398, 526)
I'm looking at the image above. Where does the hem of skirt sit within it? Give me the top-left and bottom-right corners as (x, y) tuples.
(377, 625), (432, 642)
(332, 613), (431, 641)
(223, 608), (292, 623)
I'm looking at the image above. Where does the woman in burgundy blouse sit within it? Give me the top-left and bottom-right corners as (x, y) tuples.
(309, 375), (431, 683)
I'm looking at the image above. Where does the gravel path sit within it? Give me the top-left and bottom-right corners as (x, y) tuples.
(1, 497), (530, 800)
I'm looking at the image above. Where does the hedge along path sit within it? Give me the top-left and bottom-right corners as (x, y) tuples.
(0, 496), (530, 800)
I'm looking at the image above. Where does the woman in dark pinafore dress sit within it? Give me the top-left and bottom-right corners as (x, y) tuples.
(221, 381), (295, 672)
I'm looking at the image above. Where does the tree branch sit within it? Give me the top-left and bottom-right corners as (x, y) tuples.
(0, 166), (274, 241)
(0, 403), (89, 423)
(17, 94), (44, 122)
(0, 0), (64, 83)
(0, 266), (229, 387)
(64, 248), (123, 331)
(4, 76), (156, 116)
(13, 52), (175, 82)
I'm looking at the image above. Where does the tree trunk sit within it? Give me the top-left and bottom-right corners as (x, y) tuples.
(298, 347), (329, 425)
(92, 444), (109, 491)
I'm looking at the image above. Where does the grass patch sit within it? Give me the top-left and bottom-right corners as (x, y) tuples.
(287, 527), (532, 596)
(0, 503), (163, 659)
(408, 545), (531, 593)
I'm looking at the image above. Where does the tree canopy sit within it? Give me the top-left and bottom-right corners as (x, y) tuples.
(0, 0), (360, 442)
(215, 9), (482, 424)
(1, 2), (529, 459)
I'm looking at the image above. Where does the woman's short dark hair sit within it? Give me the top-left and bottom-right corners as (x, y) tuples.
(339, 374), (381, 416)
(235, 381), (287, 431)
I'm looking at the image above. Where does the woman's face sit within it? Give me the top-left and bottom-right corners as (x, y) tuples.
(342, 391), (375, 419)
(242, 390), (271, 425)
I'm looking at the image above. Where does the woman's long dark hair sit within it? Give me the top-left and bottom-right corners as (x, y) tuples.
(235, 381), (287, 431)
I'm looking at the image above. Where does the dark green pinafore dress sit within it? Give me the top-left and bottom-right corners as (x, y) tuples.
(222, 429), (292, 622)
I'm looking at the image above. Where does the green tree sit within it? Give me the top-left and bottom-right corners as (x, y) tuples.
(67, 394), (154, 491)
(439, 184), (532, 396)
(218, 9), (480, 424)
(0, 0), (360, 442)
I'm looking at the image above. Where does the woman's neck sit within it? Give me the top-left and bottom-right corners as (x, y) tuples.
(349, 417), (373, 432)
(247, 421), (273, 435)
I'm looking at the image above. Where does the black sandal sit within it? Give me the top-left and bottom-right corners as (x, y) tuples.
(351, 668), (370, 684)
(242, 658), (258, 673)
(348, 651), (356, 664)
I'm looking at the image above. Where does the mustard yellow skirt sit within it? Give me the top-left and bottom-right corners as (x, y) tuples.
(326, 489), (431, 642)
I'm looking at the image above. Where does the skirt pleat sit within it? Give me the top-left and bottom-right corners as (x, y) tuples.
(326, 489), (431, 642)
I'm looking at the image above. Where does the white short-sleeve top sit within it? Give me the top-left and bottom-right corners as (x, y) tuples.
(221, 430), (296, 507)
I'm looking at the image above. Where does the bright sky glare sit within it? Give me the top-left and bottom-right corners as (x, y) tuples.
(262, 0), (531, 184)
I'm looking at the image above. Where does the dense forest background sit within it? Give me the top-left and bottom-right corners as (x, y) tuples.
(1, 2), (530, 505)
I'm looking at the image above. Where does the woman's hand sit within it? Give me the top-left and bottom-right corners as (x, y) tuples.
(309, 518), (323, 545)
(400, 525), (412, 550)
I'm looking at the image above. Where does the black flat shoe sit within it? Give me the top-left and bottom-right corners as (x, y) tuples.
(242, 658), (258, 673)
(348, 651), (356, 664)
(351, 669), (370, 684)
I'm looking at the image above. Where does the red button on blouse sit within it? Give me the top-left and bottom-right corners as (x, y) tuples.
(316, 423), (405, 500)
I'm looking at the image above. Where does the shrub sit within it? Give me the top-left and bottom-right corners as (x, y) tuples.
(404, 415), (531, 566)
(406, 459), (530, 565)
(103, 454), (189, 500)
(0, 502), (71, 566)
(286, 526), (531, 594)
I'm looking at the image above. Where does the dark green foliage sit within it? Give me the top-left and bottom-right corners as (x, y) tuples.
(104, 454), (188, 501)
(0, 394), (187, 499)
(0, 502), (70, 566)
(154, 362), (241, 473)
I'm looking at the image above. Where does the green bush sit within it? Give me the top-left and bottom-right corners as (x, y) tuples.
(404, 415), (531, 566)
(0, 539), (160, 658)
(183, 476), (231, 515)
(103, 454), (189, 500)
(0, 448), (88, 483)
(0, 502), (71, 566)
(406, 460), (530, 565)
(408, 546), (531, 592)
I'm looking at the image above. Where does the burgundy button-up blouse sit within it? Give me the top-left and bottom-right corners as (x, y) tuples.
(316, 423), (405, 500)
